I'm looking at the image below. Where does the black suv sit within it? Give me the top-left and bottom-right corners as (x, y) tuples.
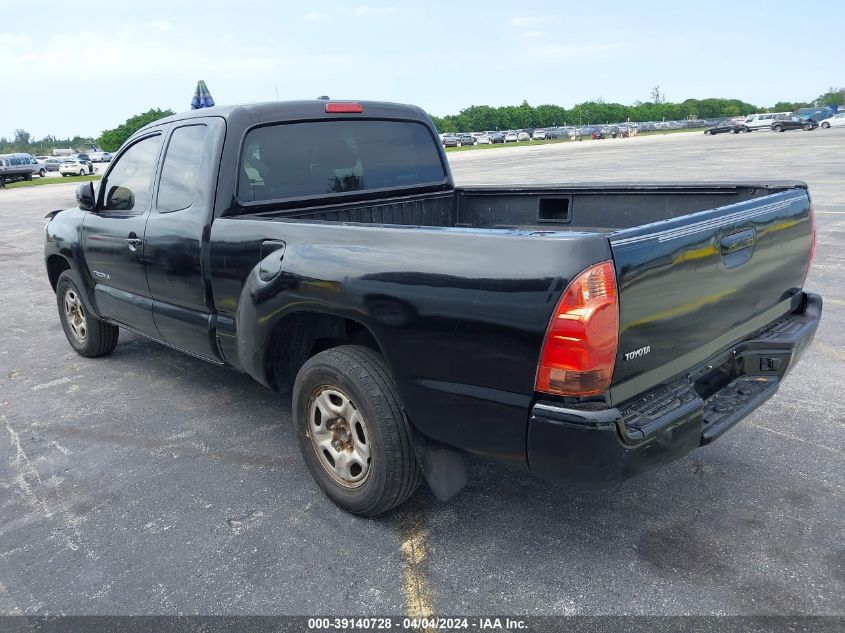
(772, 116), (818, 132)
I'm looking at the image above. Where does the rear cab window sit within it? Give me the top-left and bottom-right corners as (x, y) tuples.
(237, 120), (446, 205)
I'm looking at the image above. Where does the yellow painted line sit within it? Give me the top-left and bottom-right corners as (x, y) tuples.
(826, 298), (845, 306)
(401, 509), (434, 620)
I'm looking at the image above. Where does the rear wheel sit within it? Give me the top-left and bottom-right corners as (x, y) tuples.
(293, 345), (422, 516)
(774, 125), (784, 132)
(79, 169), (85, 176)
(821, 122), (830, 129)
(56, 271), (119, 357)
(39, 168), (46, 177)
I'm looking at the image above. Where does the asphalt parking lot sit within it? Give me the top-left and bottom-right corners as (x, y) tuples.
(0, 129), (843, 617)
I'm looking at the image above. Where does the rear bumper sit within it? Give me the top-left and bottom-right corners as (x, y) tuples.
(527, 292), (822, 487)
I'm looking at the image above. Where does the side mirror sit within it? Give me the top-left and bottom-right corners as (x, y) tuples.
(76, 181), (96, 211)
(104, 186), (135, 212)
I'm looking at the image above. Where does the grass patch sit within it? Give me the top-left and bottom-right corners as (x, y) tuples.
(3, 174), (102, 189)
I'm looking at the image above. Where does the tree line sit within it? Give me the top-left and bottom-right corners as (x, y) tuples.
(3, 88), (842, 154)
(431, 87), (845, 133)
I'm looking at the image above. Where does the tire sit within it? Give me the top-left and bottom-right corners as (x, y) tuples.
(39, 168), (46, 177)
(730, 129), (737, 134)
(56, 271), (119, 358)
(79, 169), (85, 176)
(25, 172), (32, 181)
(293, 345), (422, 516)
(773, 125), (783, 133)
(704, 130), (711, 135)
(821, 122), (830, 129)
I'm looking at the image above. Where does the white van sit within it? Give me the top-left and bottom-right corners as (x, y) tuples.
(0, 153), (37, 183)
(741, 112), (791, 131)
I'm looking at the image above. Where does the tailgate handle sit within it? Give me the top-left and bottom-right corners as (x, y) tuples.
(720, 229), (755, 255)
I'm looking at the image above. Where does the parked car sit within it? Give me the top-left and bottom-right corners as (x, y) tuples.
(796, 107), (835, 123)
(741, 112), (791, 132)
(73, 154), (95, 173)
(532, 129), (547, 140)
(504, 131), (518, 142)
(476, 134), (492, 145)
(819, 112), (845, 128)
(35, 156), (62, 172)
(489, 132), (505, 144)
(772, 116), (817, 132)
(704, 122), (743, 135)
(44, 99), (820, 516)
(59, 158), (89, 177)
(458, 134), (476, 147)
(517, 131), (531, 141)
(441, 134), (459, 148)
(0, 152), (37, 183)
(89, 151), (113, 163)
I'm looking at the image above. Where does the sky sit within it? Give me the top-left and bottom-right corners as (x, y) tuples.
(2, 0), (843, 139)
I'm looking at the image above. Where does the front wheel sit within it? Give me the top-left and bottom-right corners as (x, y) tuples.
(293, 345), (422, 516)
(821, 122), (830, 129)
(39, 168), (46, 177)
(773, 125), (784, 132)
(56, 271), (119, 357)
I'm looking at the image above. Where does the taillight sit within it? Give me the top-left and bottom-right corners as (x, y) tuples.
(325, 102), (363, 113)
(535, 260), (619, 397)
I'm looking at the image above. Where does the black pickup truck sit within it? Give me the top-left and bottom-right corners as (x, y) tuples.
(44, 100), (821, 516)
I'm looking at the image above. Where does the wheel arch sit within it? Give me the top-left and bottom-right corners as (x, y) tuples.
(262, 310), (384, 394)
(46, 254), (71, 291)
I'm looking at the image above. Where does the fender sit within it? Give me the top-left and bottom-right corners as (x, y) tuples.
(44, 207), (101, 320)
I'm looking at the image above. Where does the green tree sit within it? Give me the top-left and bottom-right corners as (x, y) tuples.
(14, 129), (31, 147)
(98, 108), (175, 152)
(815, 86), (844, 107)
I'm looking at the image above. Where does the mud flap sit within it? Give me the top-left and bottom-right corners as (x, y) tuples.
(408, 423), (468, 501)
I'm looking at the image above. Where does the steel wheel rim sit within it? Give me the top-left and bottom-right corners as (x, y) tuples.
(63, 288), (87, 343)
(307, 386), (372, 488)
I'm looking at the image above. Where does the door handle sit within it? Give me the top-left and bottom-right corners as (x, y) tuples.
(125, 232), (143, 252)
(259, 240), (286, 281)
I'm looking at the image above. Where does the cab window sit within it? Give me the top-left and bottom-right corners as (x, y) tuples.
(101, 135), (162, 214)
(157, 125), (208, 213)
(238, 120), (446, 204)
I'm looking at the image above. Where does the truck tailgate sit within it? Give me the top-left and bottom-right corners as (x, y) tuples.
(608, 186), (814, 404)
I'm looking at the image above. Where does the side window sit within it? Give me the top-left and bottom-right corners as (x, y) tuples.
(157, 125), (208, 212)
(101, 135), (162, 214)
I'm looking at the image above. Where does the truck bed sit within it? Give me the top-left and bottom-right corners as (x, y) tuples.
(247, 181), (804, 235)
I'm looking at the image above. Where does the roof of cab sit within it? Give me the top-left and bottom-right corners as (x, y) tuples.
(136, 100), (432, 135)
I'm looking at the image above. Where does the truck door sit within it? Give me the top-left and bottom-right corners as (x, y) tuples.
(81, 131), (164, 337)
(144, 118), (225, 361)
